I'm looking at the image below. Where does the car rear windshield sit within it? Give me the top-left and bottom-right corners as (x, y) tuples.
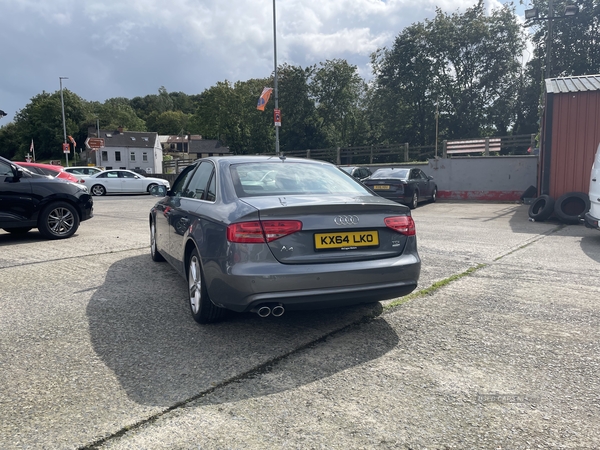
(231, 162), (371, 197)
(370, 168), (409, 180)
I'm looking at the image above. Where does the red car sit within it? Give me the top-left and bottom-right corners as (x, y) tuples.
(14, 162), (82, 184)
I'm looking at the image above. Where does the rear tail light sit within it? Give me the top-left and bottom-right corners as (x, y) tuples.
(227, 220), (302, 243)
(385, 216), (416, 236)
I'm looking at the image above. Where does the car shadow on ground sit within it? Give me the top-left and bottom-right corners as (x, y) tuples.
(86, 254), (398, 407)
(580, 234), (600, 263)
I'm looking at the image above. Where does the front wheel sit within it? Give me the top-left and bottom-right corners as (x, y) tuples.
(38, 202), (80, 239)
(430, 187), (437, 203)
(147, 183), (158, 193)
(91, 184), (106, 196)
(188, 248), (227, 324)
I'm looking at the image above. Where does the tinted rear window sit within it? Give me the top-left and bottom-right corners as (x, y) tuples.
(230, 162), (371, 197)
(370, 168), (409, 180)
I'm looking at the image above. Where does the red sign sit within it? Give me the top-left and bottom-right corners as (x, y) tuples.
(274, 109), (281, 127)
(86, 138), (105, 149)
(63, 143), (70, 154)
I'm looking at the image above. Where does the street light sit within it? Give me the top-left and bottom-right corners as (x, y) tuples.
(272, 0), (280, 156)
(524, 1), (578, 78)
(59, 77), (69, 167)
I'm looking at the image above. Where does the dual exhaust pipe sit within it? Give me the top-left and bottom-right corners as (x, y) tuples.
(253, 303), (285, 318)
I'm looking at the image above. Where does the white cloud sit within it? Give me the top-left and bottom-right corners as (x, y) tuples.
(0, 0), (524, 124)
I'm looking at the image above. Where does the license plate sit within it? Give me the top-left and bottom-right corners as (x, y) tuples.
(314, 231), (379, 250)
(373, 185), (390, 190)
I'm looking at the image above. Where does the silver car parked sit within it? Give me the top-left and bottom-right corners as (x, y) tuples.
(149, 156), (421, 323)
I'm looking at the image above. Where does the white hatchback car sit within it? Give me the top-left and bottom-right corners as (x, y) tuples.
(584, 142), (600, 230)
(83, 169), (170, 196)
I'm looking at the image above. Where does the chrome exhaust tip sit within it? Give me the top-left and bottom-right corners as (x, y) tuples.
(256, 305), (271, 318)
(271, 304), (285, 317)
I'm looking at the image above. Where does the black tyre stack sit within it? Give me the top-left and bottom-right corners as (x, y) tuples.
(527, 191), (590, 224)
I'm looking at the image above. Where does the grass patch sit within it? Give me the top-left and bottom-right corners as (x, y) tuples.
(384, 263), (487, 310)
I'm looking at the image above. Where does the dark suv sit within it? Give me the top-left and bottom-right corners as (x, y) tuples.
(0, 156), (94, 239)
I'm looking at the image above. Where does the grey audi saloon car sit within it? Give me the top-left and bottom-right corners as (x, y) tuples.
(149, 156), (421, 323)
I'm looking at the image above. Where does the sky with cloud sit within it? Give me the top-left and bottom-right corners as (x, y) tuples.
(0, 0), (525, 125)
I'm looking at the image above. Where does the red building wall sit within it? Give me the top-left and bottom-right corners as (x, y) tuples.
(541, 89), (600, 199)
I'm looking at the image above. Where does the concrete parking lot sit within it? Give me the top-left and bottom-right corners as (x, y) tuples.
(1, 197), (599, 449)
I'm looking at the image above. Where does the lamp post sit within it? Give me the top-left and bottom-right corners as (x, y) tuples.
(272, 0), (280, 156)
(524, 0), (578, 79)
(59, 77), (69, 167)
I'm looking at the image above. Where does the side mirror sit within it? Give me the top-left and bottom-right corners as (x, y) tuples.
(12, 166), (24, 180)
(150, 184), (167, 197)
(428, 175), (434, 180)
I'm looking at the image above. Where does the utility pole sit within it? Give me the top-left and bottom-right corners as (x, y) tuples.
(59, 77), (69, 167)
(272, 0), (280, 156)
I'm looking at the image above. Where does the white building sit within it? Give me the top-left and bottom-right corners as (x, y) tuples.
(89, 127), (163, 174)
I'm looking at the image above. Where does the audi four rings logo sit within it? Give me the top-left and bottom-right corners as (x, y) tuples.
(334, 215), (359, 226)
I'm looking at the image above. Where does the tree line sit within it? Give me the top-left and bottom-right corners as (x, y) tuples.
(1, 0), (598, 162)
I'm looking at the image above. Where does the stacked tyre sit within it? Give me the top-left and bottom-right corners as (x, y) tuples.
(528, 191), (590, 224)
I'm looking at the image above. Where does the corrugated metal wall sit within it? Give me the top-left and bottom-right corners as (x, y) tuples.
(541, 78), (600, 199)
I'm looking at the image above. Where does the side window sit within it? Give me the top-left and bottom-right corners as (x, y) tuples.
(184, 162), (214, 200)
(106, 171), (120, 178)
(0, 160), (13, 177)
(410, 169), (418, 180)
(121, 171), (137, 178)
(170, 164), (198, 197)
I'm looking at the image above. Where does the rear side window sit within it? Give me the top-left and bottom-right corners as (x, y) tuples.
(230, 162), (370, 198)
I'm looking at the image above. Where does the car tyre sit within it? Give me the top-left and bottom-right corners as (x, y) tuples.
(430, 187), (437, 203)
(3, 227), (32, 234)
(91, 184), (106, 196)
(528, 195), (555, 222)
(188, 248), (227, 324)
(147, 183), (158, 193)
(150, 220), (165, 262)
(38, 202), (80, 239)
(554, 191), (590, 224)
(409, 191), (418, 209)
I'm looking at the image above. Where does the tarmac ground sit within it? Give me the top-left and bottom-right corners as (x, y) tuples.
(1, 197), (599, 449)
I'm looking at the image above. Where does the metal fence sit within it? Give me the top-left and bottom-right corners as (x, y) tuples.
(162, 133), (536, 173)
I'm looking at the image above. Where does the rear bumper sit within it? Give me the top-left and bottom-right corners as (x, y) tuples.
(206, 237), (421, 313)
(583, 212), (600, 230)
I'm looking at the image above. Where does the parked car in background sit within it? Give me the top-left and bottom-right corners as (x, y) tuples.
(340, 166), (372, 181)
(0, 156), (93, 239)
(14, 161), (82, 184)
(63, 166), (103, 181)
(149, 156), (420, 324)
(363, 167), (437, 209)
(83, 169), (170, 196)
(584, 142), (600, 230)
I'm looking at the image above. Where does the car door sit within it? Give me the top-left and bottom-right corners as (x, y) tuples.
(416, 169), (432, 197)
(119, 170), (144, 193)
(94, 170), (122, 193)
(0, 160), (35, 227)
(168, 161), (216, 265)
(153, 164), (198, 266)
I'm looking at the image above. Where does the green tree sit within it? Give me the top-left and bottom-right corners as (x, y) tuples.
(99, 97), (146, 131)
(11, 90), (91, 161)
(526, 0), (600, 78)
(152, 110), (191, 135)
(277, 64), (325, 151)
(310, 59), (366, 147)
(372, 2), (525, 144)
